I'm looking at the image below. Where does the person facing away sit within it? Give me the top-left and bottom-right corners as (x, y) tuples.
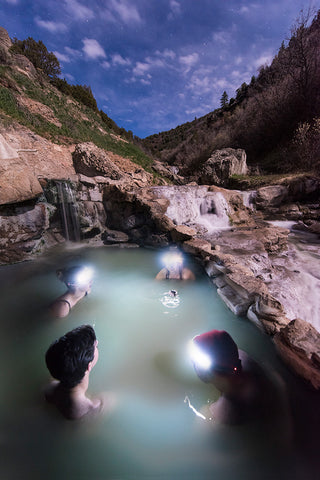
(44, 324), (101, 420)
(50, 266), (93, 318)
(190, 329), (290, 426)
(155, 247), (195, 281)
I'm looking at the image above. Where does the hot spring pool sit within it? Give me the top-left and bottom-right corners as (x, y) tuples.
(0, 246), (319, 480)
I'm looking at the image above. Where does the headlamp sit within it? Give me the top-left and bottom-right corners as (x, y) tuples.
(162, 252), (183, 270)
(188, 340), (212, 370)
(73, 267), (94, 287)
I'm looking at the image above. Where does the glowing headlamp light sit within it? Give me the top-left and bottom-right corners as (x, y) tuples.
(163, 252), (183, 270)
(188, 340), (212, 370)
(74, 267), (94, 286)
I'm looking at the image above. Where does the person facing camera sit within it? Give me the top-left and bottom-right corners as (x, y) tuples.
(156, 247), (195, 281)
(44, 324), (101, 420)
(50, 266), (93, 318)
(190, 329), (288, 426)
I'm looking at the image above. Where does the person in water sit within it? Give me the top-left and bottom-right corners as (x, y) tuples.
(50, 266), (93, 318)
(44, 324), (101, 420)
(190, 329), (289, 425)
(156, 247), (195, 280)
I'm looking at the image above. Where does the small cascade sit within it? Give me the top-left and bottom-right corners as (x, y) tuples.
(241, 190), (256, 210)
(55, 180), (81, 242)
(152, 185), (230, 232)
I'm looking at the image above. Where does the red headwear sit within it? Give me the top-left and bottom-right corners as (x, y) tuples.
(193, 330), (241, 373)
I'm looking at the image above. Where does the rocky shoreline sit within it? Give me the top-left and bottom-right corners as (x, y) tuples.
(1, 133), (320, 389)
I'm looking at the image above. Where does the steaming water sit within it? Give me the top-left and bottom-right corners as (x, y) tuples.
(0, 246), (319, 480)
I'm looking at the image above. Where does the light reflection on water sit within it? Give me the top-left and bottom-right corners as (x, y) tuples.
(0, 246), (318, 480)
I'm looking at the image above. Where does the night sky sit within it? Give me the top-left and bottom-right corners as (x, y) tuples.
(1, 0), (319, 137)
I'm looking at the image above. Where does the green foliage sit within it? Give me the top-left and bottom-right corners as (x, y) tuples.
(51, 78), (98, 111)
(0, 86), (19, 116)
(100, 109), (120, 133)
(229, 173), (295, 189)
(0, 68), (153, 173)
(10, 37), (61, 78)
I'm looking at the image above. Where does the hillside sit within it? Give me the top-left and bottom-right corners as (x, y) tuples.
(140, 9), (320, 179)
(0, 27), (153, 175)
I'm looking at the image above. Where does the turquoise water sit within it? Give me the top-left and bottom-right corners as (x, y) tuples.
(0, 246), (319, 480)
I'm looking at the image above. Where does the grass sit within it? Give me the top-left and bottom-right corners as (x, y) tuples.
(0, 67), (154, 173)
(229, 172), (313, 189)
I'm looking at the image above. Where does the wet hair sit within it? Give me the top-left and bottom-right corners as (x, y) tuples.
(45, 325), (96, 388)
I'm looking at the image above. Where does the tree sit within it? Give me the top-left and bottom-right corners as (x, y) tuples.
(274, 8), (320, 119)
(235, 83), (248, 103)
(10, 37), (61, 78)
(220, 90), (228, 108)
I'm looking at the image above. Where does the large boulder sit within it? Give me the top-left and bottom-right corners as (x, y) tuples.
(0, 201), (52, 264)
(255, 185), (288, 209)
(273, 318), (320, 390)
(73, 142), (123, 179)
(0, 128), (75, 205)
(199, 148), (248, 186)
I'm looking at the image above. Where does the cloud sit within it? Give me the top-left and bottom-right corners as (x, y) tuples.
(253, 52), (273, 69)
(168, 0), (181, 19)
(5, 0), (19, 4)
(53, 51), (70, 63)
(35, 17), (67, 33)
(179, 53), (199, 73)
(82, 38), (106, 59)
(101, 60), (111, 69)
(53, 46), (82, 64)
(132, 55), (167, 77)
(111, 54), (131, 67)
(65, 46), (82, 58)
(64, 0), (95, 20)
(104, 0), (142, 25)
(213, 31), (231, 45)
(155, 49), (176, 60)
(64, 72), (75, 82)
(132, 61), (151, 76)
(187, 75), (212, 94)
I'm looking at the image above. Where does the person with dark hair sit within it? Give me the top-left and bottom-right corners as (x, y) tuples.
(50, 266), (93, 318)
(44, 324), (101, 420)
(190, 329), (289, 426)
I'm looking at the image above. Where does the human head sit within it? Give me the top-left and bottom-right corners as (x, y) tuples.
(190, 330), (242, 383)
(162, 246), (183, 273)
(56, 266), (93, 292)
(45, 325), (97, 388)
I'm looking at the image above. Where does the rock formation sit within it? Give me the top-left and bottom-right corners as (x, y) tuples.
(274, 318), (320, 390)
(198, 148), (248, 186)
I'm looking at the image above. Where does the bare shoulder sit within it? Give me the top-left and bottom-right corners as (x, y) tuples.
(155, 268), (167, 280)
(182, 268), (195, 280)
(49, 298), (70, 318)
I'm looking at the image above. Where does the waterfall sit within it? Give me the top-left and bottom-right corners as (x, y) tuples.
(55, 180), (81, 242)
(152, 186), (231, 232)
(240, 190), (256, 210)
